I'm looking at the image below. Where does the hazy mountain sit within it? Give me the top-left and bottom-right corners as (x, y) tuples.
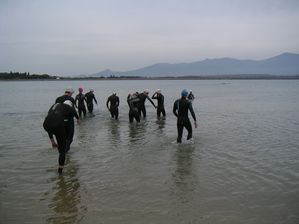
(91, 52), (299, 77)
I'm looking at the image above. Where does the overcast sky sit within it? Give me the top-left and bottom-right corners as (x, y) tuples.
(1, 0), (299, 76)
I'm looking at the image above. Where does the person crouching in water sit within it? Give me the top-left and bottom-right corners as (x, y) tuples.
(173, 89), (197, 143)
(152, 89), (166, 118)
(106, 92), (120, 119)
(127, 92), (141, 123)
(43, 100), (79, 174)
(75, 87), (87, 118)
(85, 88), (98, 113)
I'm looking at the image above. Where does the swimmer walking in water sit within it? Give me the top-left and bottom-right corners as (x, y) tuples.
(152, 89), (166, 118)
(106, 92), (120, 119)
(173, 89), (197, 143)
(43, 100), (79, 173)
(75, 87), (87, 118)
(85, 88), (98, 113)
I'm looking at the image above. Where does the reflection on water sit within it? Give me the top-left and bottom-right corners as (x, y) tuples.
(155, 117), (166, 131)
(128, 122), (147, 144)
(172, 145), (197, 204)
(108, 119), (121, 146)
(47, 157), (86, 224)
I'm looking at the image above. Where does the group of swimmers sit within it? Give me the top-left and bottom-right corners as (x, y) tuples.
(43, 87), (197, 174)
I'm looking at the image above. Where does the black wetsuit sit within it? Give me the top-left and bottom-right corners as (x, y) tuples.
(55, 95), (76, 106)
(43, 103), (79, 167)
(127, 94), (140, 123)
(55, 95), (76, 151)
(85, 91), (98, 113)
(106, 94), (120, 119)
(152, 92), (166, 117)
(187, 93), (195, 101)
(173, 97), (196, 143)
(138, 93), (156, 117)
(75, 93), (87, 118)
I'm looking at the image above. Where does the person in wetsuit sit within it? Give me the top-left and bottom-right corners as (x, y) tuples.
(43, 100), (79, 173)
(75, 87), (87, 118)
(106, 92), (120, 119)
(152, 89), (166, 118)
(173, 89), (197, 143)
(138, 89), (156, 118)
(187, 90), (195, 101)
(85, 88), (98, 113)
(127, 93), (141, 123)
(55, 87), (77, 152)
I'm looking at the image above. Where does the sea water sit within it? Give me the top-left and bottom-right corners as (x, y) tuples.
(0, 80), (298, 224)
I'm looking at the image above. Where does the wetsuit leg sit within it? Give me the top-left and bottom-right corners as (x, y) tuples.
(115, 108), (119, 119)
(110, 108), (115, 118)
(78, 107), (82, 118)
(157, 108), (161, 118)
(87, 104), (93, 113)
(54, 129), (67, 167)
(161, 108), (166, 117)
(64, 119), (74, 152)
(177, 117), (184, 143)
(82, 106), (86, 117)
(134, 110), (140, 122)
(129, 111), (134, 123)
(184, 118), (193, 140)
(141, 106), (146, 117)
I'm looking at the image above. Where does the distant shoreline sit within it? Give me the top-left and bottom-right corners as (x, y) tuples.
(1, 72), (299, 81)
(1, 76), (299, 81)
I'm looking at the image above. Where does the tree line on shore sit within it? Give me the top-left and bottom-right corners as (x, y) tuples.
(0, 72), (57, 80)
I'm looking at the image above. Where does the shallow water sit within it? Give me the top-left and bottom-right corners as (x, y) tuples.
(0, 80), (299, 224)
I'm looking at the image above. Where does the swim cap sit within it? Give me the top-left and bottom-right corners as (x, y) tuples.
(65, 87), (74, 94)
(144, 89), (149, 94)
(90, 88), (94, 92)
(63, 100), (73, 107)
(157, 89), (161, 94)
(181, 89), (188, 97)
(78, 87), (83, 92)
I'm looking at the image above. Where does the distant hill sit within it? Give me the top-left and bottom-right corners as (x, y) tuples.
(91, 52), (299, 77)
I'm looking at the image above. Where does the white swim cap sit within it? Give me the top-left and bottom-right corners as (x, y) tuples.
(65, 87), (74, 93)
(157, 89), (161, 93)
(90, 88), (94, 92)
(63, 100), (73, 107)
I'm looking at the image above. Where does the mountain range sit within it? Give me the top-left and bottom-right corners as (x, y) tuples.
(90, 52), (299, 77)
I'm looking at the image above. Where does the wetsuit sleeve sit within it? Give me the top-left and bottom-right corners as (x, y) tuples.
(72, 107), (79, 120)
(173, 100), (178, 117)
(106, 97), (110, 109)
(93, 95), (98, 104)
(189, 102), (196, 121)
(147, 95), (156, 107)
(74, 95), (78, 107)
(47, 132), (54, 139)
(116, 97), (119, 106)
(152, 93), (157, 99)
(127, 95), (132, 108)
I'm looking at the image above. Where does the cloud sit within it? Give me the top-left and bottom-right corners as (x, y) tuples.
(1, 0), (299, 75)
